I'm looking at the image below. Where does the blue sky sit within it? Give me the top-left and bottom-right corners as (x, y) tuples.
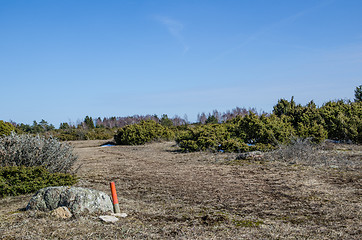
(1, 0), (361, 126)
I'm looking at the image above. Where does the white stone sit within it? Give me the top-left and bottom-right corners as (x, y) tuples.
(111, 212), (128, 218)
(99, 215), (119, 223)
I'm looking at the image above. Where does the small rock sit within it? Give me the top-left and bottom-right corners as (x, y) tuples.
(236, 151), (264, 160)
(111, 212), (128, 218)
(50, 206), (72, 219)
(99, 215), (119, 223)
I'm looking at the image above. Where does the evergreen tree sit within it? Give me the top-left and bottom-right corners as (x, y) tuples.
(354, 85), (362, 102)
(59, 122), (70, 129)
(84, 116), (94, 129)
(205, 115), (218, 124)
(160, 114), (173, 128)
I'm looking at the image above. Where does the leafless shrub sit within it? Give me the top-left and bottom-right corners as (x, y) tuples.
(264, 138), (361, 169)
(264, 138), (315, 163)
(0, 132), (77, 173)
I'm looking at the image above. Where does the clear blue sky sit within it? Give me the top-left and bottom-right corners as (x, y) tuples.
(1, 0), (361, 126)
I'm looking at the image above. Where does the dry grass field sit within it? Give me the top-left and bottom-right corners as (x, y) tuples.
(0, 140), (361, 239)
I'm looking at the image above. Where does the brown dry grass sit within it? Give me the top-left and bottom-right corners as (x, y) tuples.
(0, 140), (361, 239)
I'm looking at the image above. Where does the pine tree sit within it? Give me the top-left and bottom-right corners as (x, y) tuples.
(84, 116), (94, 129)
(354, 85), (362, 102)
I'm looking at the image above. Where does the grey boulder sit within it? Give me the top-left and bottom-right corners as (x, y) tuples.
(26, 186), (113, 214)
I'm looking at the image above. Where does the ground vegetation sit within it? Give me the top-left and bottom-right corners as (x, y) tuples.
(0, 140), (360, 239)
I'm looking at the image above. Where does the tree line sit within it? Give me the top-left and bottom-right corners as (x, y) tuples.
(1, 85), (361, 144)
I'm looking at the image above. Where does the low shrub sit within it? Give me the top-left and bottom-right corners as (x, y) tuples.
(228, 113), (295, 145)
(263, 138), (355, 168)
(176, 113), (292, 153)
(264, 138), (316, 163)
(319, 100), (362, 143)
(0, 133), (77, 173)
(85, 128), (115, 140)
(176, 124), (274, 153)
(114, 120), (175, 145)
(0, 120), (15, 136)
(52, 130), (83, 141)
(176, 124), (230, 152)
(0, 166), (77, 198)
(53, 128), (115, 141)
(273, 98), (361, 143)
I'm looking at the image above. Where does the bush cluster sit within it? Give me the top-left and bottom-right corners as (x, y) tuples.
(319, 100), (361, 143)
(227, 113), (295, 145)
(177, 99), (361, 152)
(176, 113), (289, 153)
(0, 133), (77, 173)
(274, 98), (361, 143)
(54, 128), (115, 141)
(0, 166), (77, 198)
(176, 124), (232, 152)
(114, 120), (175, 145)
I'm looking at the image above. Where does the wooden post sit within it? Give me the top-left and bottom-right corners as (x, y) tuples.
(110, 182), (120, 213)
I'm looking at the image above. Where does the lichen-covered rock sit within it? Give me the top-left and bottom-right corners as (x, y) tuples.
(26, 186), (113, 214)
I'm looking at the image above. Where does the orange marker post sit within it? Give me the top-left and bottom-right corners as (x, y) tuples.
(110, 182), (121, 213)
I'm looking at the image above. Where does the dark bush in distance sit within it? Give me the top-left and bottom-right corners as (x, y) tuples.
(114, 120), (175, 145)
(273, 98), (361, 143)
(319, 100), (362, 143)
(176, 124), (231, 152)
(175, 123), (275, 153)
(0, 133), (77, 173)
(0, 166), (77, 198)
(228, 112), (295, 145)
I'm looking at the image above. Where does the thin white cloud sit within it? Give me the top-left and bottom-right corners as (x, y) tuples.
(155, 16), (189, 53)
(214, 0), (335, 61)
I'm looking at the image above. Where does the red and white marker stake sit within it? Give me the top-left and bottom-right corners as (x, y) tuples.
(110, 182), (120, 214)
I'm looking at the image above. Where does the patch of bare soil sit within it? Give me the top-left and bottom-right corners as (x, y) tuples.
(1, 140), (361, 239)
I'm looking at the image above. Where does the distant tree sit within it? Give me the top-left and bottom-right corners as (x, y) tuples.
(160, 114), (173, 128)
(306, 100), (317, 109)
(39, 119), (54, 131)
(18, 123), (32, 133)
(171, 115), (187, 126)
(205, 115), (218, 124)
(84, 116), (94, 129)
(212, 110), (221, 123)
(197, 113), (207, 124)
(355, 85), (362, 102)
(32, 121), (44, 133)
(59, 122), (70, 129)
(183, 114), (189, 124)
